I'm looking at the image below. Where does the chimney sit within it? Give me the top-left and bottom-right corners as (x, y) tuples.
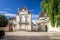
(18, 8), (20, 12)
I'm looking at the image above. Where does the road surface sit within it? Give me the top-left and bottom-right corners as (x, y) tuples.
(1, 31), (60, 40)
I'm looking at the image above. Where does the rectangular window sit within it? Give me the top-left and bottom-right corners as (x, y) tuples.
(25, 15), (27, 23)
(20, 15), (22, 23)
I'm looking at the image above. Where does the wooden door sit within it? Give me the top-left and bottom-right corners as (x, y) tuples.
(9, 23), (13, 32)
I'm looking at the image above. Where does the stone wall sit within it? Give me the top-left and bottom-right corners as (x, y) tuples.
(48, 22), (60, 32)
(0, 27), (9, 31)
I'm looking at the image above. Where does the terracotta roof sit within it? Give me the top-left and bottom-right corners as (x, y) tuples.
(39, 12), (44, 17)
(9, 17), (16, 20)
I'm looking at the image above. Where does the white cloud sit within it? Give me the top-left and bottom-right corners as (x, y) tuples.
(4, 14), (16, 17)
(32, 14), (39, 19)
(0, 11), (16, 17)
(29, 9), (39, 22)
(0, 11), (8, 13)
(32, 19), (37, 24)
(32, 19), (36, 22)
(0, 11), (39, 22)
(32, 14), (39, 22)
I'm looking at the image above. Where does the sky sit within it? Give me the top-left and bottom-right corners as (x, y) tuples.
(0, 0), (42, 22)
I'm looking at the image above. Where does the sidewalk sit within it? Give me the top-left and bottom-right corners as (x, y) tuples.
(1, 31), (60, 40)
(5, 31), (60, 36)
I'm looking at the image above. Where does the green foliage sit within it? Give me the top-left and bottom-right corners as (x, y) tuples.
(0, 15), (8, 27)
(41, 0), (60, 27)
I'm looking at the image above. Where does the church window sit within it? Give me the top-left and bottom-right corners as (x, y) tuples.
(20, 15), (22, 23)
(25, 15), (27, 23)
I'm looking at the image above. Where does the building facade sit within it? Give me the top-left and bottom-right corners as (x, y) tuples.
(31, 22), (38, 31)
(9, 17), (16, 31)
(37, 12), (49, 32)
(15, 7), (32, 31)
(37, 12), (60, 32)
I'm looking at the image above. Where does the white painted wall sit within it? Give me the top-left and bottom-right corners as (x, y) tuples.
(48, 22), (60, 32)
(21, 24), (25, 30)
(15, 15), (20, 31)
(27, 15), (31, 23)
(16, 15), (20, 23)
(15, 23), (20, 31)
(27, 25), (31, 31)
(15, 8), (32, 31)
(21, 15), (25, 23)
(0, 27), (9, 31)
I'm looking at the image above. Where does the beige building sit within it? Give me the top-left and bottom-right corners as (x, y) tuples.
(37, 12), (60, 32)
(37, 12), (49, 32)
(15, 7), (32, 31)
(31, 22), (38, 31)
(9, 17), (16, 31)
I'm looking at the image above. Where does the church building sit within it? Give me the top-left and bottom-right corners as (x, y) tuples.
(15, 7), (32, 31)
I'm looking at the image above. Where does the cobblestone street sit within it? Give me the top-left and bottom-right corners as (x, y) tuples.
(0, 31), (60, 40)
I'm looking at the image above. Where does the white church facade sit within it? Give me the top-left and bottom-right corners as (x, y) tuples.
(15, 7), (32, 31)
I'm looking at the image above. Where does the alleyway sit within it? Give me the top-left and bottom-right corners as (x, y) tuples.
(1, 31), (60, 40)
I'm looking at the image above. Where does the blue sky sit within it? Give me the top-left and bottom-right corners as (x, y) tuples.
(0, 0), (42, 22)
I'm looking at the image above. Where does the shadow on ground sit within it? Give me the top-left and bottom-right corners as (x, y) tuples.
(0, 35), (60, 40)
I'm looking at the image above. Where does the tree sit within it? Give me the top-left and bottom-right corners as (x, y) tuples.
(41, 0), (60, 27)
(0, 15), (8, 27)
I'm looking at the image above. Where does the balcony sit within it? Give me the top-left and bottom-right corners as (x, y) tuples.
(19, 22), (29, 24)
